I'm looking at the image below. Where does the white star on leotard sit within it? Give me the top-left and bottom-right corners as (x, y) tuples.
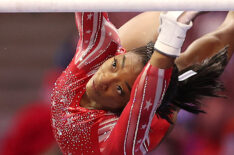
(144, 100), (152, 111)
(86, 30), (91, 34)
(87, 13), (93, 20)
(79, 57), (83, 62)
(141, 124), (147, 130)
(137, 139), (142, 144)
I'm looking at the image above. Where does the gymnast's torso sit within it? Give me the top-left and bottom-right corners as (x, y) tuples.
(51, 12), (171, 155)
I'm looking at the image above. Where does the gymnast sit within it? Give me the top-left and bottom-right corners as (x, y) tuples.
(51, 11), (234, 155)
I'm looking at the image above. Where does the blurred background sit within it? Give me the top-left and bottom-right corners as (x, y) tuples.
(0, 12), (233, 155)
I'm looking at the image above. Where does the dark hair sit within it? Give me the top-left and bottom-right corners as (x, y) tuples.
(126, 43), (228, 124)
(128, 42), (155, 66)
(157, 46), (229, 123)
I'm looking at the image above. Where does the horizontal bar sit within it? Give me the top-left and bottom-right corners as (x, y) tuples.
(0, 0), (233, 12)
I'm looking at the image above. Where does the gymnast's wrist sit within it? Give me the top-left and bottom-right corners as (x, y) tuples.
(154, 12), (193, 57)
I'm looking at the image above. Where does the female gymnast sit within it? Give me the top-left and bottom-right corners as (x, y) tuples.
(51, 11), (234, 155)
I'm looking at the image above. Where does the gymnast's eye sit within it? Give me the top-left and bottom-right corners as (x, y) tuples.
(112, 57), (117, 69)
(116, 85), (123, 95)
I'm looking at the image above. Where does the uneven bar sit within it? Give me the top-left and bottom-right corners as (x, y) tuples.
(0, 0), (233, 12)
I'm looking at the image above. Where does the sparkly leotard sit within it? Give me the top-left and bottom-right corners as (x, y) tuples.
(51, 12), (172, 155)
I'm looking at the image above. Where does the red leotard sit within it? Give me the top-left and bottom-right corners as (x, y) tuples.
(51, 12), (172, 155)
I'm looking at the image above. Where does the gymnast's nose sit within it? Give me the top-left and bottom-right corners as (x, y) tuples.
(99, 72), (116, 91)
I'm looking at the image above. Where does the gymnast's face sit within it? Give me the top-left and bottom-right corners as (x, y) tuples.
(86, 52), (144, 112)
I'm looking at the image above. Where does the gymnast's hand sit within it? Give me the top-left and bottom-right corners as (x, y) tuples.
(177, 11), (202, 24)
(151, 11), (199, 68)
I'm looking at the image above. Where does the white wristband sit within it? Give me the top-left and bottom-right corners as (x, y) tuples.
(154, 11), (193, 57)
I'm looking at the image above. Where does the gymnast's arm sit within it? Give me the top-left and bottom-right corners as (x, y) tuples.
(175, 11), (234, 71)
(51, 12), (126, 154)
(102, 53), (174, 155)
(118, 11), (199, 124)
(102, 12), (195, 154)
(118, 12), (160, 51)
(118, 11), (200, 51)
